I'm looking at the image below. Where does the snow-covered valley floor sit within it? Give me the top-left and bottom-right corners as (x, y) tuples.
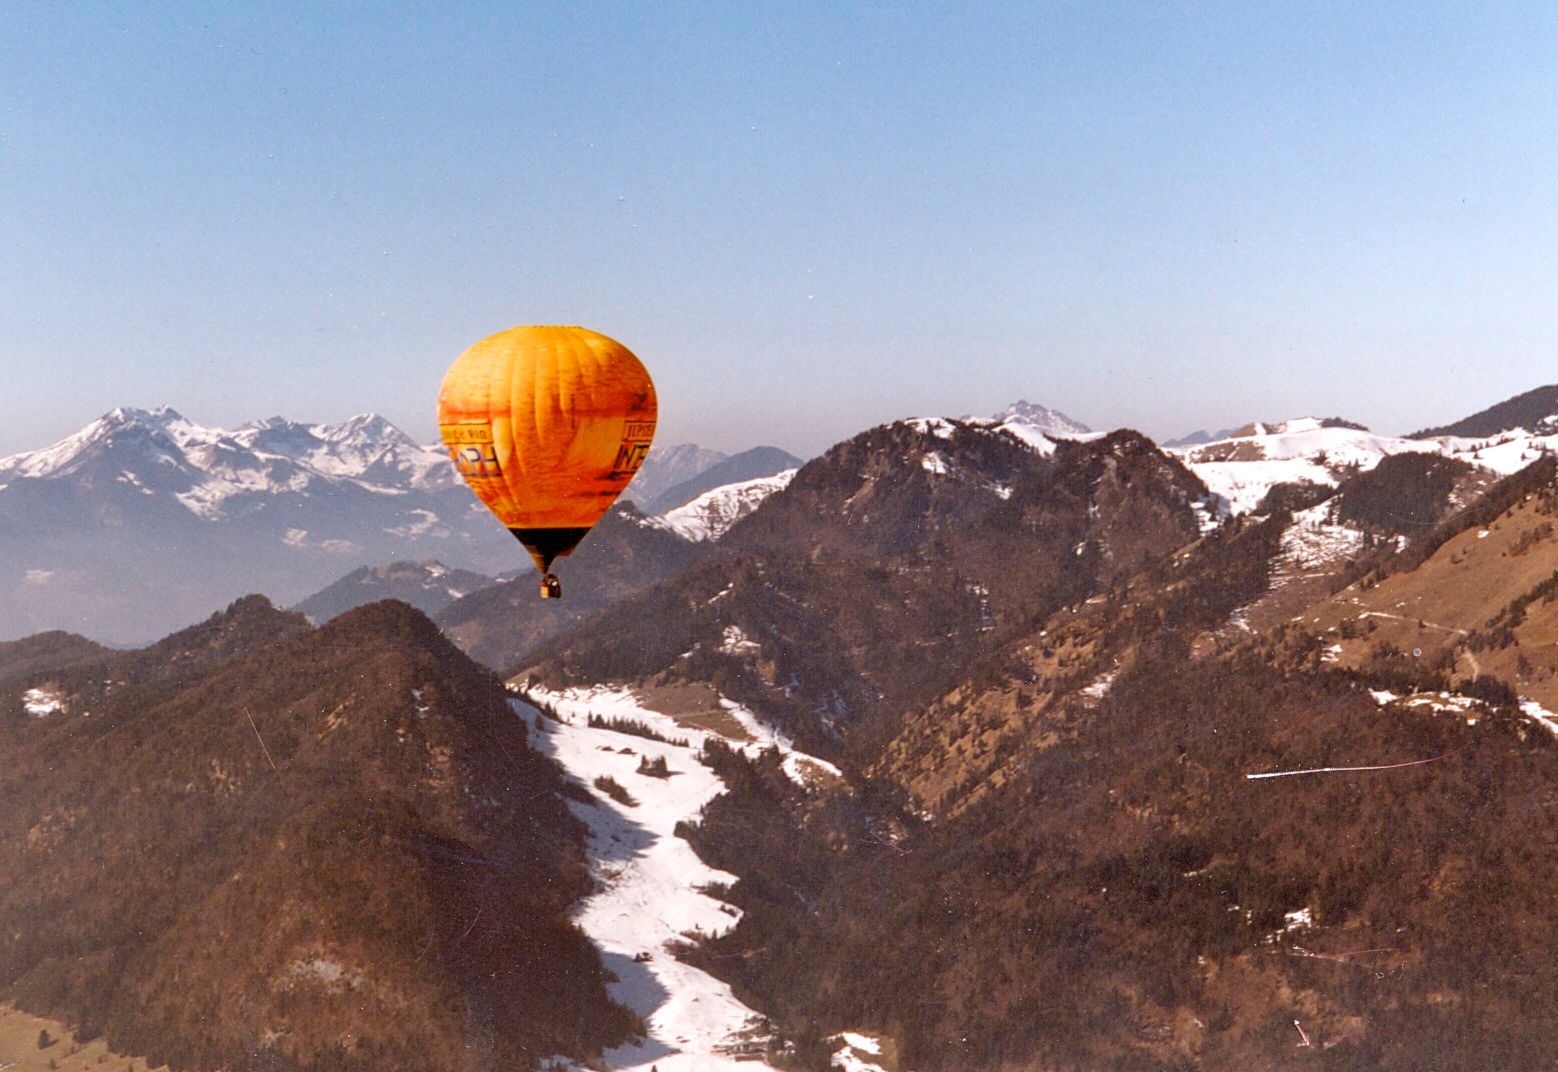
(515, 686), (883, 1072)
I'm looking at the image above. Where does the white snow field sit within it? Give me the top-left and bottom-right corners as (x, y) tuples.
(654, 470), (797, 542)
(515, 686), (880, 1072)
(1164, 417), (1558, 517)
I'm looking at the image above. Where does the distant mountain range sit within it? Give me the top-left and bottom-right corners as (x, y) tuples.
(0, 407), (515, 643)
(617, 442), (729, 506)
(0, 409), (795, 644)
(291, 559), (497, 622)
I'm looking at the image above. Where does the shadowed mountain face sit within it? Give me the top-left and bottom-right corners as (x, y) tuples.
(292, 560), (498, 623)
(510, 408), (1558, 1070)
(684, 629), (1558, 1071)
(0, 596), (634, 1071)
(435, 503), (708, 675)
(520, 421), (1214, 759)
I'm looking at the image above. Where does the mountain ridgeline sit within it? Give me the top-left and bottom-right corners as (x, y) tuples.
(0, 597), (634, 1071)
(1410, 382), (1558, 439)
(292, 560), (497, 623)
(512, 393), (1558, 1070)
(0, 408), (517, 645)
(521, 420), (1215, 762)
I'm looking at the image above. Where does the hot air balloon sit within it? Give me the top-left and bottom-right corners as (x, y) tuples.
(437, 325), (657, 599)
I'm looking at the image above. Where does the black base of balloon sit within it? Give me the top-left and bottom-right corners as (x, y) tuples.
(509, 527), (590, 574)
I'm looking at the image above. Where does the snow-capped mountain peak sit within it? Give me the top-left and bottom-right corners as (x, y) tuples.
(950, 401), (1097, 455)
(2, 408), (183, 482)
(318, 412), (403, 447)
(1166, 413), (1558, 516)
(0, 406), (454, 508)
(988, 400), (1093, 437)
(0, 406), (513, 642)
(653, 469), (798, 542)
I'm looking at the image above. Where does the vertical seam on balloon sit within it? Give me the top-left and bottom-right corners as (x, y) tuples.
(584, 331), (605, 417)
(561, 328), (581, 434)
(492, 335), (512, 519)
(534, 330), (548, 485)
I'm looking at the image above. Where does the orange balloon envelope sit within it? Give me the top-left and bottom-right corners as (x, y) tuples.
(437, 325), (657, 598)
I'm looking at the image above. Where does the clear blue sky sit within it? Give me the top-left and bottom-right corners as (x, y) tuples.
(3, 2), (1556, 458)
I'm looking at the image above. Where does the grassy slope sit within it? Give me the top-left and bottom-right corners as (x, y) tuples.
(0, 1003), (169, 1072)
(1302, 482), (1558, 709)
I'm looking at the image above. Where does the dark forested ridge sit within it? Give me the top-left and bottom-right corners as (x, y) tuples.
(672, 497), (1558, 1069)
(1331, 451), (1476, 537)
(683, 638), (1558, 1071)
(0, 630), (111, 680)
(1410, 383), (1558, 439)
(0, 597), (634, 1071)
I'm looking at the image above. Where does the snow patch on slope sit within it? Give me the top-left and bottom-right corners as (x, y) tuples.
(1170, 418), (1558, 516)
(1520, 698), (1558, 737)
(516, 685), (850, 1070)
(1435, 429), (1558, 476)
(22, 687), (65, 717)
(656, 470), (796, 542)
(0, 407), (454, 521)
(832, 1032), (890, 1072)
(903, 417), (957, 439)
(517, 689), (767, 1071)
(1271, 503), (1367, 585)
